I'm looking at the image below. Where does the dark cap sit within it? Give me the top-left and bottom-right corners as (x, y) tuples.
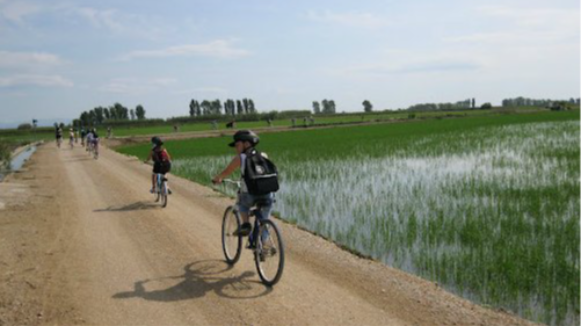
(228, 130), (259, 147)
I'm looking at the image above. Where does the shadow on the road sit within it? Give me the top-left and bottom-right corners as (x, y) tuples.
(94, 201), (159, 212)
(62, 157), (93, 162)
(112, 260), (272, 302)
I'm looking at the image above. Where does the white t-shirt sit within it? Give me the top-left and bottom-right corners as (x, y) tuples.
(240, 153), (249, 193)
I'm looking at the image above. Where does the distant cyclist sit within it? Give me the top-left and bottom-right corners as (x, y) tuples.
(55, 127), (63, 148)
(212, 130), (276, 236)
(80, 128), (86, 147)
(86, 129), (94, 152)
(144, 137), (172, 194)
(69, 128), (75, 148)
(91, 129), (100, 154)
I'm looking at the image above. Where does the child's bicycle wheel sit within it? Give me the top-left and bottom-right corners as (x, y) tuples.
(254, 219), (284, 286)
(221, 206), (242, 265)
(154, 180), (161, 203)
(161, 179), (168, 208)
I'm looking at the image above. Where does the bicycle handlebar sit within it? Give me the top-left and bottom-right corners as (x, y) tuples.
(221, 179), (241, 188)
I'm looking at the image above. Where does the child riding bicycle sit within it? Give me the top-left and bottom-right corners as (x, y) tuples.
(144, 137), (172, 194)
(212, 130), (278, 236)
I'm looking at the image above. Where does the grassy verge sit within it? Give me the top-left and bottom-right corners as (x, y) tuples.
(0, 130), (53, 171)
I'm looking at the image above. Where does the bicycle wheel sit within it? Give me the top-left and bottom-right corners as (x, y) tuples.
(222, 206), (242, 265)
(161, 180), (168, 208)
(154, 176), (161, 202)
(255, 219), (285, 286)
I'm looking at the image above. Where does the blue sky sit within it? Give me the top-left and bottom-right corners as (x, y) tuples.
(0, 0), (579, 127)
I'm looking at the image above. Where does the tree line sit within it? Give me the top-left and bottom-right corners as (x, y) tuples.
(189, 98), (257, 117)
(70, 95), (580, 130)
(407, 98), (477, 111)
(75, 103), (146, 127)
(501, 97), (580, 107)
(312, 100), (337, 114)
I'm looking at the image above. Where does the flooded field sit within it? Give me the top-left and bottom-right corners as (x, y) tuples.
(170, 120), (579, 325)
(119, 112), (580, 325)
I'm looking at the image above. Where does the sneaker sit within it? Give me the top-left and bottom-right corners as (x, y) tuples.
(233, 222), (252, 236)
(262, 244), (277, 256)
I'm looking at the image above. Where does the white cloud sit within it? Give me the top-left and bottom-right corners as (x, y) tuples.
(446, 5), (579, 45)
(0, 3), (168, 38)
(100, 78), (177, 94)
(63, 5), (175, 40)
(0, 74), (73, 87)
(121, 40), (251, 60)
(75, 7), (121, 31)
(0, 0), (40, 23)
(305, 10), (389, 28)
(333, 56), (482, 77)
(173, 87), (227, 95)
(0, 50), (62, 69)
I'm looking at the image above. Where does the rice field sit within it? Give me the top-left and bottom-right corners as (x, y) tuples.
(108, 106), (536, 137)
(118, 110), (580, 326)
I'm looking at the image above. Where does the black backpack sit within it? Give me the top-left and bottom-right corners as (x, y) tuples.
(243, 149), (280, 195)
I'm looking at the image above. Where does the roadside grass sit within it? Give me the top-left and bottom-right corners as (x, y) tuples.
(0, 130), (53, 170)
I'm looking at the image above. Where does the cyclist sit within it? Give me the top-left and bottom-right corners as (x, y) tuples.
(69, 128), (75, 148)
(91, 128), (100, 155)
(144, 137), (172, 194)
(55, 127), (63, 147)
(212, 130), (274, 236)
(86, 129), (94, 152)
(80, 128), (86, 147)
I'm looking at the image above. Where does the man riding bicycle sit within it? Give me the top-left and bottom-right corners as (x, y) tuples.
(212, 130), (275, 236)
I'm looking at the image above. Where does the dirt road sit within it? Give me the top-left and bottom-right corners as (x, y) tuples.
(0, 143), (538, 326)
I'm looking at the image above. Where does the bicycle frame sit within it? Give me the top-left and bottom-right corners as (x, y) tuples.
(247, 207), (271, 248)
(222, 180), (272, 246)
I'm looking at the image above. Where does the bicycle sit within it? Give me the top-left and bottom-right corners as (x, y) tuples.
(153, 173), (168, 208)
(92, 139), (99, 160)
(220, 179), (285, 287)
(86, 139), (93, 154)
